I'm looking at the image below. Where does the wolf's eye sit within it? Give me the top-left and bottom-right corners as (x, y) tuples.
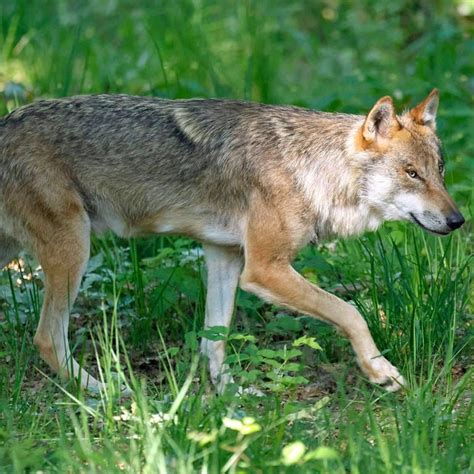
(407, 169), (418, 179)
(439, 163), (444, 174)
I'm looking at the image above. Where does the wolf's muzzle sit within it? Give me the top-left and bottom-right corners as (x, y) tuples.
(446, 211), (465, 230)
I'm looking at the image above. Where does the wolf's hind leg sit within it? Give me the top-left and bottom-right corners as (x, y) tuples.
(201, 244), (242, 393)
(32, 213), (107, 393)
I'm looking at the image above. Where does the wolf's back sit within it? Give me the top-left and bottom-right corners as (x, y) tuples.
(0, 96), (274, 221)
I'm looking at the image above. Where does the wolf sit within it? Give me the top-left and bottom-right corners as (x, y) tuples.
(0, 89), (464, 394)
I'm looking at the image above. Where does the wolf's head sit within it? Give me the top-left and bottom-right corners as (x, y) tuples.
(359, 89), (464, 235)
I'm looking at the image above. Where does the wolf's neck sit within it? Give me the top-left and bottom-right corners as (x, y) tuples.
(285, 116), (384, 238)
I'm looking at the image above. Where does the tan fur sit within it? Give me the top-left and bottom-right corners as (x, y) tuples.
(0, 90), (464, 394)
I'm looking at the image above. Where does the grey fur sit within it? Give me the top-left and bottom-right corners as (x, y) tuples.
(0, 93), (463, 394)
(0, 95), (360, 241)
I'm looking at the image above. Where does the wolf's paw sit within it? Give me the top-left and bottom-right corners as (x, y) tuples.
(81, 375), (132, 398)
(361, 355), (405, 392)
(237, 385), (265, 397)
(215, 376), (264, 397)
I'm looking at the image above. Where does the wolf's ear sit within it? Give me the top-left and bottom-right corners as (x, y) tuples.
(410, 89), (439, 130)
(362, 96), (398, 143)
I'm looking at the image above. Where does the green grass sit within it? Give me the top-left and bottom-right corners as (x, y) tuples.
(0, 1), (473, 472)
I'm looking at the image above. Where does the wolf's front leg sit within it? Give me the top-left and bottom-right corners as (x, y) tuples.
(241, 203), (405, 392)
(241, 264), (404, 391)
(202, 244), (242, 393)
(241, 263), (404, 391)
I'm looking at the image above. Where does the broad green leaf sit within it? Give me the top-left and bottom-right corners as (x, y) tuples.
(228, 333), (256, 342)
(304, 446), (339, 461)
(293, 336), (322, 351)
(184, 331), (198, 350)
(198, 326), (229, 341)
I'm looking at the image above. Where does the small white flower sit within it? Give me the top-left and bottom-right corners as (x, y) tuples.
(149, 412), (177, 426)
(222, 416), (261, 435)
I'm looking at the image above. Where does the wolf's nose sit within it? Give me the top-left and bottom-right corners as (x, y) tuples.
(446, 212), (465, 230)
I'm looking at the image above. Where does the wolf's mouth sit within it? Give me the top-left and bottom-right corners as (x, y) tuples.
(409, 213), (450, 236)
